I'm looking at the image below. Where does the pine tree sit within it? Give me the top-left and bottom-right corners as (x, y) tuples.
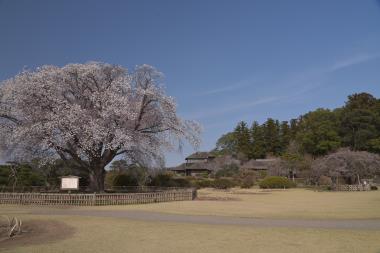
(289, 118), (298, 139)
(340, 93), (379, 151)
(234, 121), (252, 159)
(263, 118), (281, 156)
(213, 92), (380, 158)
(251, 121), (266, 159)
(279, 121), (291, 153)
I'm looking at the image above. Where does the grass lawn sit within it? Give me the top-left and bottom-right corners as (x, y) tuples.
(85, 188), (380, 219)
(1, 215), (380, 253)
(1, 188), (380, 253)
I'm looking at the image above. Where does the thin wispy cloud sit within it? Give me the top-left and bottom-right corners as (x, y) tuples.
(194, 83), (323, 119)
(197, 78), (255, 96)
(186, 51), (379, 121)
(270, 51), (380, 95)
(329, 53), (380, 72)
(276, 52), (380, 91)
(184, 96), (280, 120)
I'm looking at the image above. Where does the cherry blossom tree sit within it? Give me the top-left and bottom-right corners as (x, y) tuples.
(311, 148), (380, 185)
(0, 62), (201, 191)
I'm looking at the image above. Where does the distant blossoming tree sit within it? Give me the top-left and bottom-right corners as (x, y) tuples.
(0, 62), (201, 191)
(311, 149), (380, 185)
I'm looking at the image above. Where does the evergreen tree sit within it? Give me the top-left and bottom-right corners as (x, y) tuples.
(279, 121), (291, 153)
(234, 121), (252, 159)
(251, 121), (266, 159)
(340, 93), (379, 151)
(263, 118), (281, 156)
(110, 160), (129, 173)
(214, 132), (237, 155)
(289, 118), (299, 139)
(213, 92), (380, 158)
(296, 109), (341, 156)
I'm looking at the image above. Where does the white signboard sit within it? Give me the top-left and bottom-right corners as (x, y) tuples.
(61, 177), (79, 190)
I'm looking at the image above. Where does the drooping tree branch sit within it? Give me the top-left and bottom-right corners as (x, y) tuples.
(0, 114), (21, 125)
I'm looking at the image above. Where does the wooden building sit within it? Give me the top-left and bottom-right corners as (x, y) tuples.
(170, 152), (215, 176)
(240, 158), (278, 171)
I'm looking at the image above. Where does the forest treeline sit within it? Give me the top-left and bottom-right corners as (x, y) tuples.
(213, 92), (380, 159)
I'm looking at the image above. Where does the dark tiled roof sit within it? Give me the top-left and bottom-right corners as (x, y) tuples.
(169, 163), (186, 171)
(185, 152), (215, 160)
(169, 163), (212, 171)
(241, 159), (278, 170)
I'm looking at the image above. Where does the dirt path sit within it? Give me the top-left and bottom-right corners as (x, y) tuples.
(30, 209), (380, 230)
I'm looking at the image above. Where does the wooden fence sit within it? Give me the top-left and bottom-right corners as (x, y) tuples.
(0, 188), (197, 206)
(0, 185), (190, 193)
(335, 184), (371, 191)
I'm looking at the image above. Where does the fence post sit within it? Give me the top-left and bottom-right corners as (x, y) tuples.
(92, 193), (96, 206)
(192, 188), (197, 200)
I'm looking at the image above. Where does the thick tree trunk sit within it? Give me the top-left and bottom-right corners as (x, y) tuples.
(89, 167), (106, 192)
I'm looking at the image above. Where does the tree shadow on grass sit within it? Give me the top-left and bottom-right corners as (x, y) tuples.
(0, 220), (75, 250)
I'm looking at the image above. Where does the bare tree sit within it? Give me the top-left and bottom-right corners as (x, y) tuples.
(267, 159), (288, 177)
(6, 162), (19, 192)
(0, 63), (201, 192)
(207, 155), (241, 171)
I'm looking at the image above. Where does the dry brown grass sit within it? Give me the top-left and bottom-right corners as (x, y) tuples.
(85, 188), (380, 219)
(1, 215), (380, 253)
(2, 189), (380, 252)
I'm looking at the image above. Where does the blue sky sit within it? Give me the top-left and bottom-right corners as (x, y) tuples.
(1, 0), (380, 166)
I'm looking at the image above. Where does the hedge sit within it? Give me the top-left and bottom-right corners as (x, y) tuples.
(259, 176), (296, 189)
(212, 178), (236, 189)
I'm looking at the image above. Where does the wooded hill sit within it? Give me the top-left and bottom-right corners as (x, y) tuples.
(213, 92), (380, 159)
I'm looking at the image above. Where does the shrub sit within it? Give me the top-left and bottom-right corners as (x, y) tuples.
(238, 169), (256, 188)
(258, 171), (267, 178)
(106, 164), (148, 188)
(149, 173), (192, 187)
(112, 174), (139, 186)
(126, 165), (149, 186)
(215, 164), (240, 178)
(213, 178), (236, 189)
(149, 173), (175, 187)
(172, 178), (192, 187)
(105, 170), (118, 188)
(241, 175), (255, 188)
(371, 185), (378, 190)
(259, 176), (296, 189)
(318, 175), (332, 185)
(193, 179), (214, 188)
(199, 172), (210, 178)
(3, 164), (45, 187)
(0, 165), (10, 186)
